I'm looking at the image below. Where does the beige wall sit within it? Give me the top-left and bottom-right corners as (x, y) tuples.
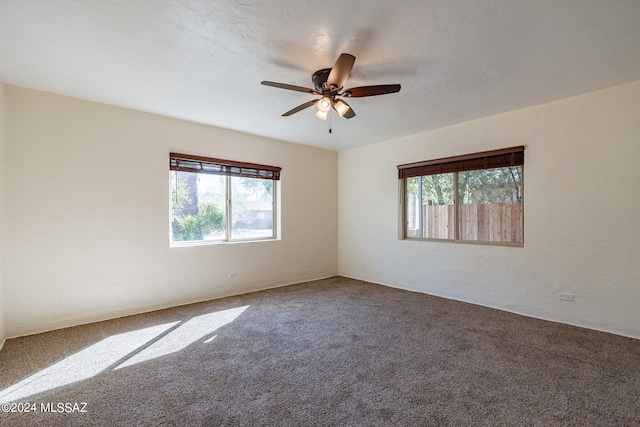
(0, 74), (5, 348)
(338, 81), (640, 339)
(4, 86), (338, 338)
(3, 80), (640, 341)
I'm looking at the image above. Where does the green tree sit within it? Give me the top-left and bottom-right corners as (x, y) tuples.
(407, 167), (521, 207)
(175, 215), (202, 241)
(458, 167), (521, 204)
(170, 172), (201, 240)
(406, 174), (455, 205)
(198, 203), (225, 234)
(239, 177), (273, 200)
(423, 174), (454, 205)
(171, 172), (227, 241)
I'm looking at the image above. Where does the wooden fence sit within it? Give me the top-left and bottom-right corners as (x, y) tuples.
(407, 203), (522, 242)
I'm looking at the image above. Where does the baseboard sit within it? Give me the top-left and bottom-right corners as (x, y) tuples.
(339, 274), (640, 341)
(5, 274), (339, 341)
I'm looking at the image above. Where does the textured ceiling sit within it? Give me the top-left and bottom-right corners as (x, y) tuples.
(1, 0), (640, 151)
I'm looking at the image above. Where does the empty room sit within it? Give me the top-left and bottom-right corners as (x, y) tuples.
(1, 1), (639, 425)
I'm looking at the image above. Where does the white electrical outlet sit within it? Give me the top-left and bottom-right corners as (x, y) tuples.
(228, 272), (237, 279)
(559, 293), (574, 301)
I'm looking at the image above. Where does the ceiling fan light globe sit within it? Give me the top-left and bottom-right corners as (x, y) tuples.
(334, 99), (350, 117)
(318, 97), (332, 113)
(315, 110), (328, 120)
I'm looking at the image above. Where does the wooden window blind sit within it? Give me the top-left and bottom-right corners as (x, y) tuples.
(397, 146), (524, 179)
(170, 153), (281, 180)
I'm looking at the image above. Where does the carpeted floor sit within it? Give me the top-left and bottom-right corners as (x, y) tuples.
(0, 276), (639, 426)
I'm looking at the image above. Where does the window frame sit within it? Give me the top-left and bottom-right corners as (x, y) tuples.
(169, 152), (281, 246)
(398, 146), (524, 247)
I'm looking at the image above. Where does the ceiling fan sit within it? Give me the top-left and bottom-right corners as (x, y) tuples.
(261, 53), (401, 121)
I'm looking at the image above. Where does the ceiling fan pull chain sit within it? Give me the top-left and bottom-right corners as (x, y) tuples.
(328, 110), (332, 134)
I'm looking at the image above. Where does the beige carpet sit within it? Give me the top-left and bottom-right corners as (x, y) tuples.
(1, 276), (638, 426)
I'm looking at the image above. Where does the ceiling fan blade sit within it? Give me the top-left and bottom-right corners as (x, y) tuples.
(261, 81), (318, 94)
(342, 84), (401, 98)
(327, 53), (356, 90)
(282, 99), (318, 116)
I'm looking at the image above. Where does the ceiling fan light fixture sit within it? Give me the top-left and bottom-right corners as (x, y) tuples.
(317, 96), (332, 113)
(333, 99), (350, 117)
(261, 53), (400, 123)
(315, 109), (328, 120)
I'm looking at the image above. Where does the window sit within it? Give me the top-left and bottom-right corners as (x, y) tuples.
(398, 146), (523, 245)
(169, 153), (281, 244)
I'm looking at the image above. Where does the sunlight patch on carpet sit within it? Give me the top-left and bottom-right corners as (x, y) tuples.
(0, 305), (249, 404)
(0, 322), (179, 404)
(204, 335), (217, 344)
(114, 306), (248, 370)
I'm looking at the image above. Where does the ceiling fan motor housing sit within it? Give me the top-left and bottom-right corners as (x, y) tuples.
(312, 68), (332, 93)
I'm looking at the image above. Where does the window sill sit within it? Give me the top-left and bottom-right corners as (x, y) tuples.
(401, 237), (524, 248)
(170, 237), (280, 248)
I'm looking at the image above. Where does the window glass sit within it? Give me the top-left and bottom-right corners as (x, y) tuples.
(458, 166), (522, 243)
(422, 173), (454, 239)
(231, 177), (274, 240)
(170, 171), (226, 242)
(405, 177), (421, 238)
(399, 147), (523, 245)
(169, 153), (280, 245)
(407, 174), (455, 239)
